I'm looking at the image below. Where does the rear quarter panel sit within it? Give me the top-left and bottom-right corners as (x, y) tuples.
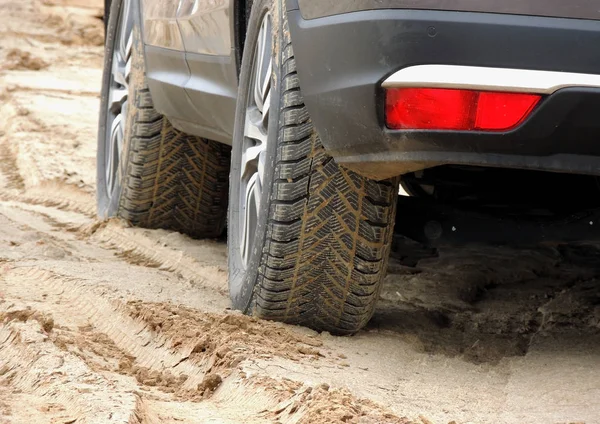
(177, 0), (232, 56)
(140, 0), (233, 56)
(140, 0), (184, 49)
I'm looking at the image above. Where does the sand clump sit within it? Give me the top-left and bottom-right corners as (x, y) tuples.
(3, 49), (49, 71)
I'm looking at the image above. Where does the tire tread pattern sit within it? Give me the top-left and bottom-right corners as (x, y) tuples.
(253, 17), (398, 334)
(117, 31), (230, 238)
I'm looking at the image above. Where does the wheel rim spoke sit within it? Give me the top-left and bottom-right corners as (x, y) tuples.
(240, 173), (262, 266)
(104, 1), (133, 199)
(261, 90), (271, 128)
(244, 108), (268, 146)
(241, 144), (265, 177)
(109, 87), (128, 112)
(254, 31), (272, 113)
(106, 114), (124, 194)
(118, 0), (133, 62)
(239, 12), (273, 269)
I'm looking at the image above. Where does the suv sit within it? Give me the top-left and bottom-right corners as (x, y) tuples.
(98, 0), (600, 334)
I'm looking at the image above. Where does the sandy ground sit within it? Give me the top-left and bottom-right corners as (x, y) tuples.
(1, 1), (600, 423)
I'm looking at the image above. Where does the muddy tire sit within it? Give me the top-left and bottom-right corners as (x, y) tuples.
(228, 0), (399, 335)
(97, 0), (230, 238)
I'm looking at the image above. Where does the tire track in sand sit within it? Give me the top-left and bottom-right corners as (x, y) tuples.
(0, 96), (26, 191)
(0, 181), (96, 217)
(1, 266), (408, 424)
(0, 267), (276, 423)
(2, 184), (228, 293)
(89, 221), (229, 292)
(0, 316), (138, 423)
(2, 267), (216, 388)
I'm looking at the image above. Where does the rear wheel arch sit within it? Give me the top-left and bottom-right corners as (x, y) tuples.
(234, 0), (254, 72)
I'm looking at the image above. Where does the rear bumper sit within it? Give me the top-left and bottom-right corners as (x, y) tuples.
(287, 8), (600, 180)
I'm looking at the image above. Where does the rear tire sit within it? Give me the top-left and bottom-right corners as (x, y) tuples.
(228, 0), (399, 334)
(97, 0), (230, 238)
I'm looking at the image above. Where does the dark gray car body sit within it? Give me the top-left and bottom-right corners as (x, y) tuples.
(139, 0), (600, 180)
(297, 0), (600, 21)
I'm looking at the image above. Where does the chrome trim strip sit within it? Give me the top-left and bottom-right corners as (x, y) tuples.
(382, 65), (600, 94)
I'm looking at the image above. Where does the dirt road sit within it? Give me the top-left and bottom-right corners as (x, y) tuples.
(1, 1), (599, 423)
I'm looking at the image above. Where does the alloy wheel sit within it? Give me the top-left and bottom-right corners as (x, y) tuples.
(104, 0), (133, 197)
(238, 12), (273, 268)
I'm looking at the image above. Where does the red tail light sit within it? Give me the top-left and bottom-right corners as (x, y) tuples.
(385, 88), (541, 131)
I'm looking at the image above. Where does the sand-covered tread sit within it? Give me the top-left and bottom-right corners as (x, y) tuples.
(253, 16), (399, 335)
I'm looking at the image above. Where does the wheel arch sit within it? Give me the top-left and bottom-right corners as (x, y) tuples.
(234, 0), (299, 70)
(234, 0), (252, 72)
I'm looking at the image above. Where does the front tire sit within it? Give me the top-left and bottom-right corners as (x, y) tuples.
(228, 0), (399, 334)
(97, 0), (230, 238)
